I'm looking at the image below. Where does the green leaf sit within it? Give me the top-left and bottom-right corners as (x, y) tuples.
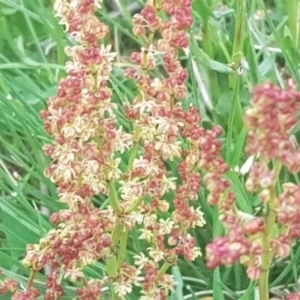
(213, 268), (225, 300)
(192, 1), (212, 21)
(258, 55), (275, 79)
(0, 201), (40, 258)
(191, 40), (233, 73)
(228, 172), (251, 213)
(228, 126), (247, 167)
(171, 266), (184, 300)
(240, 281), (255, 300)
(215, 92), (232, 115)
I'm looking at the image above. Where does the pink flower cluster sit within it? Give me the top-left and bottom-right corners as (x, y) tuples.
(245, 82), (300, 171)
(123, 0), (211, 298)
(4, 0), (300, 298)
(206, 82), (300, 284)
(1, 0), (207, 299)
(287, 292), (300, 300)
(246, 83), (300, 258)
(18, 0), (132, 299)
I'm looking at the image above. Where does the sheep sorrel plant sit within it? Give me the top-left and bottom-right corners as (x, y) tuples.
(2, 0), (300, 300)
(206, 82), (300, 300)
(1, 0), (204, 299)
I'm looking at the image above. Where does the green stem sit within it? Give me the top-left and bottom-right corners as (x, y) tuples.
(127, 102), (141, 172)
(107, 255), (118, 278)
(128, 142), (138, 169)
(259, 163), (282, 300)
(27, 270), (36, 290)
(108, 185), (123, 300)
(259, 199), (276, 300)
(229, 0), (247, 132)
(231, 0), (247, 64)
(112, 292), (120, 300)
(108, 5), (157, 299)
(128, 137), (139, 171)
(81, 277), (88, 287)
(112, 221), (123, 246)
(115, 129), (140, 272)
(287, 0), (299, 47)
(156, 262), (171, 281)
(111, 287), (117, 300)
(108, 180), (121, 214)
(128, 197), (144, 213)
(107, 255), (120, 300)
(117, 229), (129, 267)
(226, 77), (243, 162)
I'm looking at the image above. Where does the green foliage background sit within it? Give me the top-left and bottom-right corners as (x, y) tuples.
(0, 0), (300, 299)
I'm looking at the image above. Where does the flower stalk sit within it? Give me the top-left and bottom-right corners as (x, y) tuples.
(3, 1), (300, 300)
(14, 0), (206, 299)
(229, 0), (247, 132)
(206, 82), (300, 298)
(259, 209), (276, 300)
(259, 163), (281, 300)
(108, 180), (122, 214)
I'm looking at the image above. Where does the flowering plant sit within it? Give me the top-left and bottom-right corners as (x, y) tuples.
(1, 1), (300, 300)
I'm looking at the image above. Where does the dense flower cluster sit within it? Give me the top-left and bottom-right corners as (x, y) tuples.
(16, 0), (133, 299)
(3, 0), (300, 299)
(205, 161), (264, 277)
(286, 292), (300, 300)
(245, 82), (300, 171)
(245, 82), (300, 259)
(0, 0), (207, 299)
(123, 0), (209, 298)
(206, 82), (300, 287)
(274, 183), (300, 258)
